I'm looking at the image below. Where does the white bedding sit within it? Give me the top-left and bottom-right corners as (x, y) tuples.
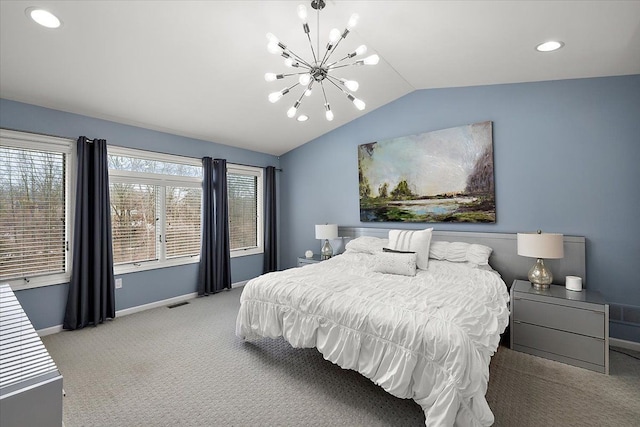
(236, 251), (510, 426)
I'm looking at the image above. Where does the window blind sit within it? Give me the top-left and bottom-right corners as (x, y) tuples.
(165, 186), (201, 259)
(228, 173), (258, 250)
(109, 183), (158, 265)
(0, 147), (66, 281)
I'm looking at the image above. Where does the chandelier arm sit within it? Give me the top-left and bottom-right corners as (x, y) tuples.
(320, 81), (329, 104)
(305, 32), (319, 65)
(324, 74), (346, 87)
(276, 71), (311, 79)
(284, 82), (302, 94)
(320, 33), (347, 67)
(326, 54), (352, 68)
(328, 62), (360, 70)
(284, 49), (315, 69)
(295, 88), (307, 104)
(325, 76), (351, 96)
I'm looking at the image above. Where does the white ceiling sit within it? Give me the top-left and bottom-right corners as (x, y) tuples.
(1, 1), (639, 156)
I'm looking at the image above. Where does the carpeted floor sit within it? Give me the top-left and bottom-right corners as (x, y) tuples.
(42, 287), (640, 426)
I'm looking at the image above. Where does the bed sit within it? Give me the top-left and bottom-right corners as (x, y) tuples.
(236, 228), (586, 426)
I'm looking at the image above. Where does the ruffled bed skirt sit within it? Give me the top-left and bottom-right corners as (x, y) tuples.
(236, 299), (495, 426)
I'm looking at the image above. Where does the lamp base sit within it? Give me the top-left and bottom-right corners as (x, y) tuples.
(528, 258), (553, 289)
(320, 239), (333, 260)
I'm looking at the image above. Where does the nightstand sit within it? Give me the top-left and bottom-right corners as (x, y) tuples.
(510, 279), (609, 374)
(297, 254), (323, 267)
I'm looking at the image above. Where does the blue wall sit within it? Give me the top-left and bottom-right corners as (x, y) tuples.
(0, 99), (279, 330)
(279, 75), (640, 342)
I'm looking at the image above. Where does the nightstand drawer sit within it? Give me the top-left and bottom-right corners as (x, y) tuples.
(513, 322), (605, 366)
(513, 297), (604, 338)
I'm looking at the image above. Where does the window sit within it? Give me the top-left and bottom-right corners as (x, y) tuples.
(227, 164), (263, 257)
(107, 147), (202, 273)
(0, 129), (74, 289)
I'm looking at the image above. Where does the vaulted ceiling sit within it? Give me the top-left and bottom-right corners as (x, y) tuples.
(1, 1), (639, 155)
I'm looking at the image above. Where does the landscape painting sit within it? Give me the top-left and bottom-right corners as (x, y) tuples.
(358, 121), (495, 223)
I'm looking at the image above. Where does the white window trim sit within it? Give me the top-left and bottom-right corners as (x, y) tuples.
(0, 129), (76, 291)
(227, 163), (264, 258)
(107, 146), (203, 275)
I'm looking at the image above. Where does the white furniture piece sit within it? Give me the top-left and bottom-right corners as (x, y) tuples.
(0, 284), (63, 427)
(510, 279), (609, 374)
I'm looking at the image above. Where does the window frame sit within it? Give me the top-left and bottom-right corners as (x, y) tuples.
(227, 163), (264, 258)
(107, 146), (203, 275)
(0, 129), (76, 291)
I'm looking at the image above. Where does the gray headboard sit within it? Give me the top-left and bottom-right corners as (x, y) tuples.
(338, 227), (586, 289)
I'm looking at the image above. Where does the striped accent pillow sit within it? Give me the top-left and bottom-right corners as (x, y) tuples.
(388, 228), (433, 270)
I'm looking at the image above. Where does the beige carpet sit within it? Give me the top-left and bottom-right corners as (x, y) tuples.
(42, 287), (640, 426)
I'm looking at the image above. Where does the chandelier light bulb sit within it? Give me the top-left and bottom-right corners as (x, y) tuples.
(299, 74), (311, 85)
(329, 28), (341, 43)
(352, 98), (366, 110)
(284, 58), (294, 67)
(325, 105), (334, 121)
(287, 106), (298, 118)
(340, 79), (359, 91)
(305, 88), (313, 97)
(297, 5), (308, 23)
(355, 45), (367, 56)
(266, 33), (279, 43)
(268, 92), (283, 103)
(297, 114), (309, 122)
(363, 54), (380, 65)
(265, 73), (277, 82)
(347, 13), (359, 30)
(267, 42), (280, 54)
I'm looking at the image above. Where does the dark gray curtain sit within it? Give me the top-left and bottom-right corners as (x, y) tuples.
(263, 166), (277, 273)
(63, 137), (116, 330)
(198, 157), (231, 295)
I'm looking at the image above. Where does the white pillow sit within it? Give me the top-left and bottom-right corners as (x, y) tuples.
(344, 236), (389, 254)
(373, 251), (417, 276)
(388, 228), (433, 270)
(429, 241), (492, 266)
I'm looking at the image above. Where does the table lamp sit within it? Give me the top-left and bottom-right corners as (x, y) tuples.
(517, 230), (564, 289)
(315, 224), (338, 260)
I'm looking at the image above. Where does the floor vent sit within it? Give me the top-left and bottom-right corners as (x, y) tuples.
(167, 301), (189, 309)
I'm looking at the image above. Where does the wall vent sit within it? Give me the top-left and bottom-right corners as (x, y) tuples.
(609, 303), (640, 326)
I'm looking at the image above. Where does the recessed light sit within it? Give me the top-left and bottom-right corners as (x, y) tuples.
(536, 41), (564, 52)
(297, 115), (309, 122)
(26, 7), (62, 29)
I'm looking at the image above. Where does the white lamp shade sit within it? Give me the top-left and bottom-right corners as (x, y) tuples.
(315, 224), (338, 240)
(517, 232), (564, 259)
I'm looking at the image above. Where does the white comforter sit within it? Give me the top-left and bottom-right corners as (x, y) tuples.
(236, 251), (510, 426)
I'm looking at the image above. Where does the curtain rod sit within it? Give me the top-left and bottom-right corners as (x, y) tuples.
(230, 161), (283, 172)
(1, 126), (282, 171)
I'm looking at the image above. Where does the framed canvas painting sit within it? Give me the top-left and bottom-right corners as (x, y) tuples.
(358, 121), (495, 223)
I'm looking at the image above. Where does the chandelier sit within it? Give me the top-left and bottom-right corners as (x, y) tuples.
(265, 0), (379, 122)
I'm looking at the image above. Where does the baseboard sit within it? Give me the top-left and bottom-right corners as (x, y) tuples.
(115, 292), (199, 317)
(38, 291), (197, 337)
(38, 283), (249, 337)
(610, 338), (640, 352)
(37, 324), (64, 337)
(232, 280), (249, 289)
